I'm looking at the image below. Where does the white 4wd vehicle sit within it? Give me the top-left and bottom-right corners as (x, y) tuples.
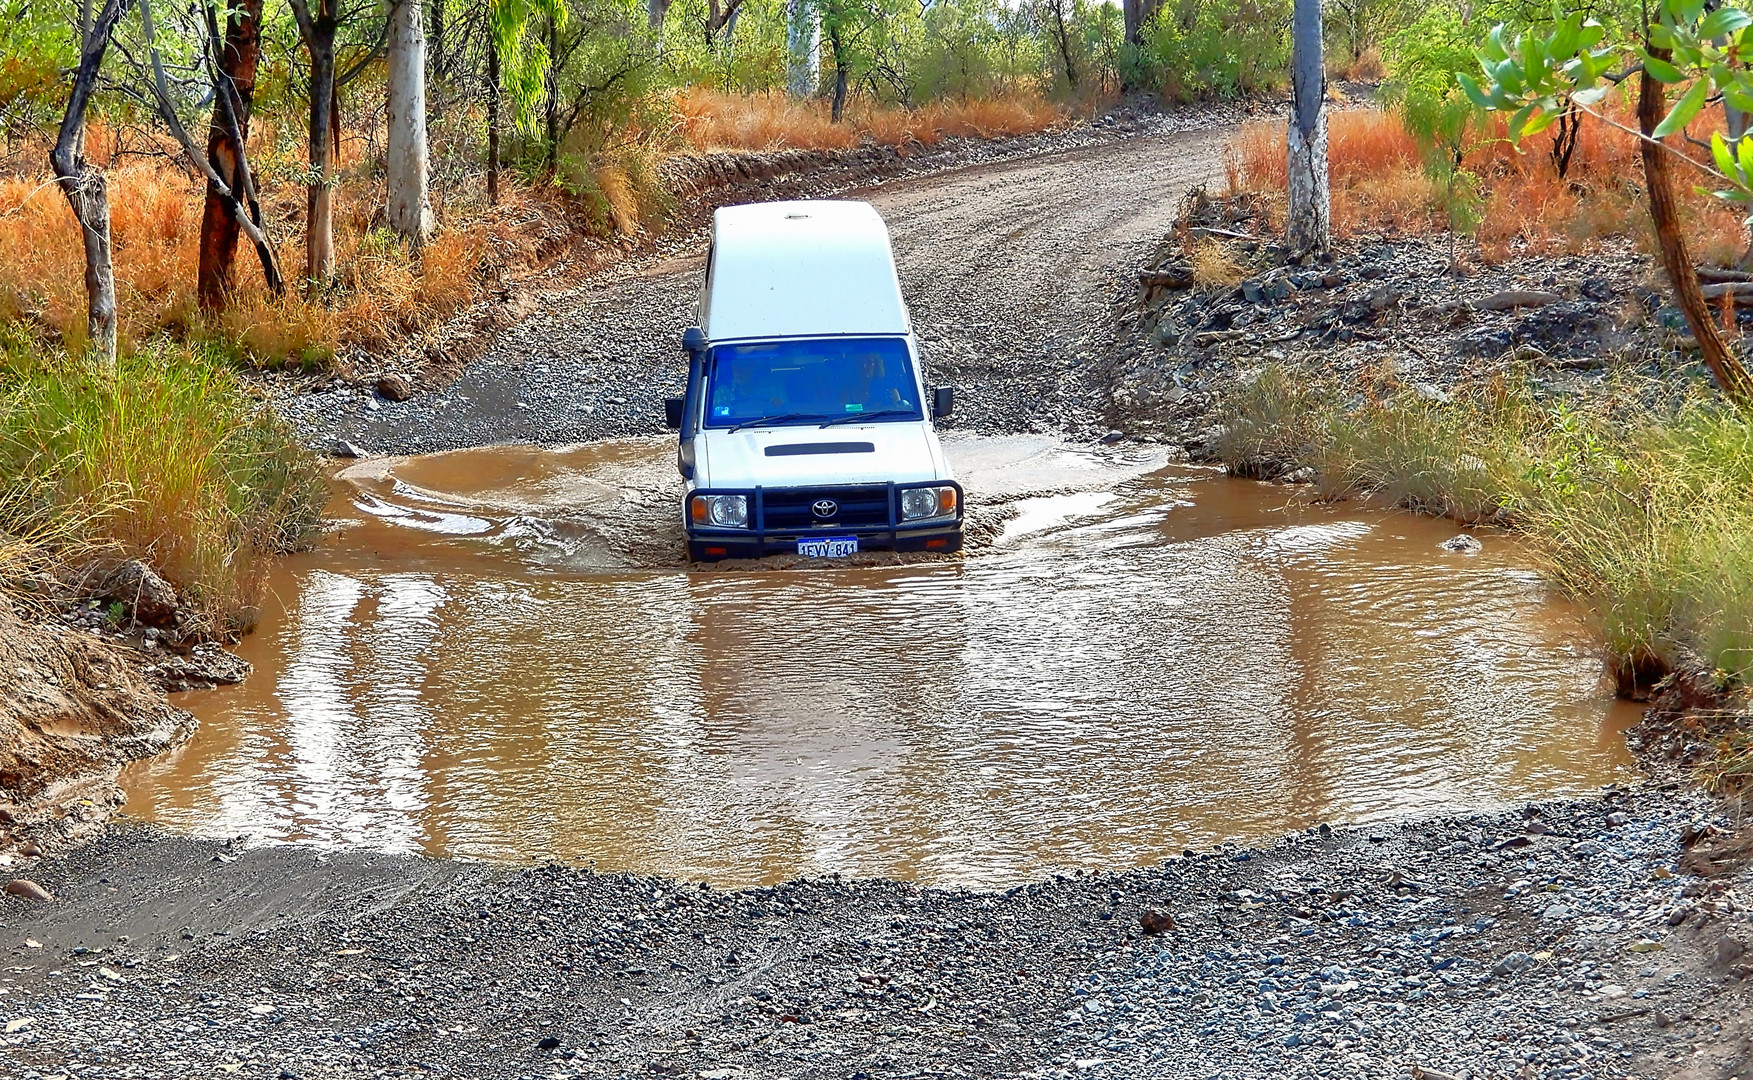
(664, 200), (963, 562)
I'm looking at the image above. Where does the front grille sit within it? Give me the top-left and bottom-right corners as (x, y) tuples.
(760, 485), (891, 531)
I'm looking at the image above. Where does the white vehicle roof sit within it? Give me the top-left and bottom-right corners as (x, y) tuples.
(702, 200), (910, 342)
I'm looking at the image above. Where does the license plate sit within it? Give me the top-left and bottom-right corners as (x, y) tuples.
(797, 536), (859, 558)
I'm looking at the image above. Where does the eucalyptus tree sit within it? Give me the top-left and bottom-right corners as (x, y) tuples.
(131, 0), (283, 294)
(50, 0), (135, 365)
(196, 0), (266, 309)
(386, 0), (434, 241)
(1287, 0), (1330, 257)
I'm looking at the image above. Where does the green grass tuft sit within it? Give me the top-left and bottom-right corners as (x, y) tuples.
(0, 325), (326, 632)
(1215, 366), (1753, 698)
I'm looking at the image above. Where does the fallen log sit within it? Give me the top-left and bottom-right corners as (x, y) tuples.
(1699, 281), (1753, 300)
(1697, 266), (1753, 285)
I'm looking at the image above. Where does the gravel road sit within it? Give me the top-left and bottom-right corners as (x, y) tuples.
(1, 792), (1748, 1078)
(278, 123), (1228, 455)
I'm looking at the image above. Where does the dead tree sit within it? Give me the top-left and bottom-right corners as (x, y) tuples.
(196, 0), (266, 310)
(50, 0), (135, 366)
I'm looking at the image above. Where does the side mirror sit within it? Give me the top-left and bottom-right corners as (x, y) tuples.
(681, 325), (707, 356)
(931, 385), (955, 419)
(664, 396), (684, 429)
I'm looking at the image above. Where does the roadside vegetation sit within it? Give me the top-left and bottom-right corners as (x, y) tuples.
(1192, 0), (1753, 785)
(0, 325), (325, 631)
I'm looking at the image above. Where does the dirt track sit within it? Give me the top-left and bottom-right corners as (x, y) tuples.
(279, 125), (1229, 454)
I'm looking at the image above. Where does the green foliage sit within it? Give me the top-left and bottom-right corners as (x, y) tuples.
(1124, 0), (1292, 102)
(1460, 0), (1753, 211)
(494, 0), (573, 135)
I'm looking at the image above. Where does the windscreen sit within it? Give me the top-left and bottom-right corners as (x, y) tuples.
(704, 337), (922, 429)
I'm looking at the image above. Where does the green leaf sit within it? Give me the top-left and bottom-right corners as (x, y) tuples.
(1550, 20), (1578, 61)
(1574, 84), (1611, 106)
(1457, 71), (1494, 109)
(1654, 77), (1711, 137)
(1643, 54), (1687, 83)
(1508, 103), (1535, 142)
(1714, 131), (1739, 176)
(1522, 108), (1559, 136)
(1698, 6), (1752, 40)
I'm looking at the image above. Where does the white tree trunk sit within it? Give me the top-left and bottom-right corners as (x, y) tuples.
(1287, 109), (1330, 258)
(386, 0), (433, 243)
(1287, 0), (1329, 258)
(786, 0), (818, 97)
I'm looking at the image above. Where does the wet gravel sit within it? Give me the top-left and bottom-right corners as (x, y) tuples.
(0, 791), (1747, 1077)
(276, 114), (1232, 457)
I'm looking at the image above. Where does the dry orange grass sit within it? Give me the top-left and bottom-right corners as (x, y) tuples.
(1230, 105), (1749, 264)
(676, 89), (1062, 153)
(0, 147), (553, 368)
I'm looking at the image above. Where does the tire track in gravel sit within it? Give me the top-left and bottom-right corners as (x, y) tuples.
(282, 127), (1230, 456)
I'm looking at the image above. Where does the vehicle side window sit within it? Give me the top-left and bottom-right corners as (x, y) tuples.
(699, 244), (715, 326)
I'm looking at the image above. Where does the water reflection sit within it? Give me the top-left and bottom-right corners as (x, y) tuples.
(124, 437), (1639, 888)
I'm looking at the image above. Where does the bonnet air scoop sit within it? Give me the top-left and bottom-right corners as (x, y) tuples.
(764, 442), (877, 457)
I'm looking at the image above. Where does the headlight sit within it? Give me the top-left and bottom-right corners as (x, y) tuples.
(690, 494), (748, 528)
(901, 485), (957, 521)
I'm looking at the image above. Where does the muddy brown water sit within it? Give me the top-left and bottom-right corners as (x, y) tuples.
(120, 436), (1640, 888)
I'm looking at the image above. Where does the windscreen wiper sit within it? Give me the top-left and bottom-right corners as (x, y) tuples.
(728, 413), (826, 433)
(819, 408), (921, 428)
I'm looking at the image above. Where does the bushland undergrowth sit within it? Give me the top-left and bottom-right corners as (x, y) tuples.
(1215, 366), (1753, 785)
(0, 91), (1064, 373)
(1227, 106), (1749, 266)
(0, 324), (326, 632)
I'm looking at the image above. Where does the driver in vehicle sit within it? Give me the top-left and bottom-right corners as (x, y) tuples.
(848, 349), (910, 413)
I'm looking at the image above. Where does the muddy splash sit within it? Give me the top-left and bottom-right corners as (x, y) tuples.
(121, 436), (1638, 888)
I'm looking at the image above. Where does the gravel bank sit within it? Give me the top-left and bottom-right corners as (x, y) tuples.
(1104, 192), (1724, 450)
(0, 791), (1747, 1078)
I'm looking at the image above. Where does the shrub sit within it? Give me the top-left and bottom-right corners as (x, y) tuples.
(0, 329), (325, 631)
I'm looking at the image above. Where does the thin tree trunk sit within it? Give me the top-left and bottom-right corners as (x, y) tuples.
(486, 25), (500, 204)
(51, 0), (132, 366)
(829, 30), (848, 121)
(785, 0), (818, 98)
(305, 14), (337, 282)
(647, 0), (669, 30)
(1052, 0), (1076, 89)
(1639, 53), (1753, 403)
(385, 0), (434, 241)
(429, 0), (444, 81)
(196, 0), (264, 311)
(1286, 0), (1329, 257)
(544, 13), (558, 171)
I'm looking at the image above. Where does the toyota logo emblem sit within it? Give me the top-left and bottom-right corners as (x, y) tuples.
(811, 499), (839, 519)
